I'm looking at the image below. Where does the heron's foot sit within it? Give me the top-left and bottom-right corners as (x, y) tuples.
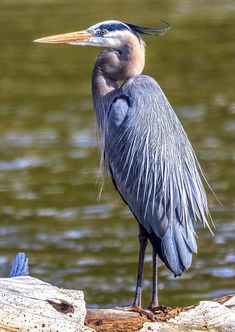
(149, 304), (167, 314)
(115, 305), (156, 321)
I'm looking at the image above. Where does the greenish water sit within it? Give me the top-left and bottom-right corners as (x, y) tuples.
(0, 0), (234, 308)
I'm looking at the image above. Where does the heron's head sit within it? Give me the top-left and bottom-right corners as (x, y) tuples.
(34, 20), (171, 49)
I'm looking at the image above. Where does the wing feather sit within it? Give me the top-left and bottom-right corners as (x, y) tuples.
(104, 75), (211, 275)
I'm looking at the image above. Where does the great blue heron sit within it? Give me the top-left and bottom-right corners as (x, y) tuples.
(35, 20), (212, 313)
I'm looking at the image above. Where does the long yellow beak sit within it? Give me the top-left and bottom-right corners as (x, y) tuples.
(34, 30), (91, 44)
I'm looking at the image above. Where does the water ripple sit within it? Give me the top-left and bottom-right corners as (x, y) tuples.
(0, 157), (42, 170)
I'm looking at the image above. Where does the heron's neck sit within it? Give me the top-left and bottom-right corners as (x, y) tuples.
(92, 67), (119, 131)
(92, 34), (145, 131)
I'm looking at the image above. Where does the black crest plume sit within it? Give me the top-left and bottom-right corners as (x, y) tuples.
(126, 20), (171, 36)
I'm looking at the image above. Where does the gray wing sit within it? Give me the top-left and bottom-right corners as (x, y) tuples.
(105, 75), (211, 276)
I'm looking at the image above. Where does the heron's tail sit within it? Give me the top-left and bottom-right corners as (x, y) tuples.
(149, 219), (197, 276)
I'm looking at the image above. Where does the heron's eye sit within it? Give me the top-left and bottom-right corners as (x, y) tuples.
(100, 29), (108, 36)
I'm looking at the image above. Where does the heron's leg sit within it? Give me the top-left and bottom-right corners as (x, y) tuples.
(132, 225), (148, 308)
(150, 249), (159, 309)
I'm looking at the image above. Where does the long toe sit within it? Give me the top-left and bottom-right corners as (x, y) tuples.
(137, 307), (156, 321)
(115, 305), (156, 321)
(149, 304), (167, 314)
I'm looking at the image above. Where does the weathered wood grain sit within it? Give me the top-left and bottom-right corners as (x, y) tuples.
(140, 295), (235, 332)
(0, 276), (234, 332)
(0, 276), (94, 332)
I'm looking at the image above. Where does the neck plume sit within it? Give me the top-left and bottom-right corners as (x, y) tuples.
(92, 32), (145, 131)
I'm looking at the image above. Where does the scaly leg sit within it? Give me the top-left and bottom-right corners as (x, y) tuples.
(116, 227), (156, 321)
(132, 225), (148, 308)
(150, 249), (159, 309)
(150, 249), (167, 313)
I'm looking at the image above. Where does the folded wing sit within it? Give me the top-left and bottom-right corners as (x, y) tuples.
(105, 75), (211, 276)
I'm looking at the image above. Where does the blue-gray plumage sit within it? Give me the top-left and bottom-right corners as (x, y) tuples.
(35, 19), (212, 313)
(106, 76), (201, 275)
(9, 252), (29, 277)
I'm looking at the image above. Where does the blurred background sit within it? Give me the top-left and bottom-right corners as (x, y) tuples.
(0, 0), (234, 308)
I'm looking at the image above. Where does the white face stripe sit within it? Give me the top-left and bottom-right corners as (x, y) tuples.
(70, 20), (144, 49)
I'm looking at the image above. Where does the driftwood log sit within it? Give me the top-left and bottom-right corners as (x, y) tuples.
(0, 276), (234, 332)
(0, 276), (92, 332)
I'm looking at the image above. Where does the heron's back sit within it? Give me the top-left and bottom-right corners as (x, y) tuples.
(105, 75), (210, 276)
